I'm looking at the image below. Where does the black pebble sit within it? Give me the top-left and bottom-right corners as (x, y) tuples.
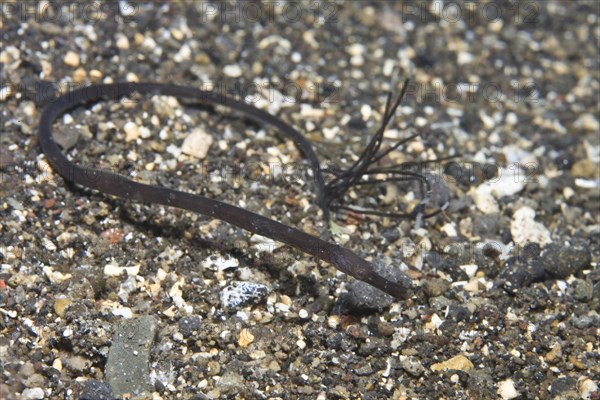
(178, 315), (203, 337)
(541, 243), (591, 279)
(79, 380), (114, 400)
(336, 261), (413, 313)
(497, 255), (545, 294)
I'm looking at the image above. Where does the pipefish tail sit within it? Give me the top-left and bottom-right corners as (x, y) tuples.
(38, 82), (415, 299)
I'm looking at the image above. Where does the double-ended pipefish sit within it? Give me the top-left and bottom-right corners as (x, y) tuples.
(38, 80), (439, 299)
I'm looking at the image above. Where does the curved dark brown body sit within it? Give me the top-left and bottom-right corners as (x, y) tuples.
(38, 83), (411, 299)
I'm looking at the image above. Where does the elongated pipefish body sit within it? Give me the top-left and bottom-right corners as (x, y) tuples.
(38, 82), (412, 299)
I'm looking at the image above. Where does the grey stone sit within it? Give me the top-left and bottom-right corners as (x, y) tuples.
(354, 363), (374, 376)
(53, 125), (80, 151)
(23, 374), (45, 388)
(400, 357), (426, 377)
(472, 214), (499, 236)
(468, 369), (496, 399)
(549, 377), (578, 399)
(217, 371), (245, 396)
(422, 278), (450, 298)
(572, 279), (594, 302)
(570, 314), (593, 329)
(105, 316), (158, 397)
(429, 295), (454, 311)
(18, 362), (35, 378)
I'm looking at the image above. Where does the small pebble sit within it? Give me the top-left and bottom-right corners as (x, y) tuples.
(80, 380), (114, 400)
(238, 328), (255, 347)
(123, 121), (141, 142)
(181, 128), (214, 159)
(487, 168), (526, 198)
(104, 264), (139, 277)
(141, 36), (157, 51)
(463, 279), (480, 293)
(72, 67), (87, 83)
(574, 113), (599, 132)
(497, 379), (520, 399)
(0, 85), (15, 102)
(21, 388), (45, 400)
(470, 187), (498, 214)
(201, 256), (239, 271)
(498, 255), (545, 293)
(541, 243), (590, 279)
(115, 34), (130, 50)
(63, 51), (80, 67)
(544, 342), (562, 364)
(178, 316), (202, 337)
(571, 159), (600, 179)
(322, 126), (339, 140)
(220, 281), (269, 310)
(223, 64), (243, 78)
(460, 264), (478, 278)
(430, 355), (473, 372)
(111, 307), (133, 318)
(174, 43), (192, 63)
(400, 356), (426, 377)
(457, 51), (474, 65)
(53, 298), (72, 317)
(64, 355), (90, 373)
(571, 279), (594, 302)
(327, 315), (340, 329)
(505, 112), (518, 125)
(89, 69), (103, 82)
(422, 278), (450, 298)
(126, 72), (139, 82)
(360, 104), (372, 121)
(578, 376), (598, 399)
(347, 43), (366, 56)
(52, 359), (62, 372)
(510, 207), (552, 246)
(338, 280), (394, 312)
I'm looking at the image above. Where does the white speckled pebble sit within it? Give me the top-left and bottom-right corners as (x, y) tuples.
(510, 206), (552, 246)
(21, 388), (45, 400)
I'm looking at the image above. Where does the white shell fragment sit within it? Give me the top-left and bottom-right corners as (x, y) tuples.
(510, 206), (552, 246)
(181, 128), (214, 159)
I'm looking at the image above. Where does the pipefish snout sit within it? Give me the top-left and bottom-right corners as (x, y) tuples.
(38, 80), (438, 300)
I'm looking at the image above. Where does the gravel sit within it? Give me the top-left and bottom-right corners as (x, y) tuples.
(0, 1), (598, 399)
